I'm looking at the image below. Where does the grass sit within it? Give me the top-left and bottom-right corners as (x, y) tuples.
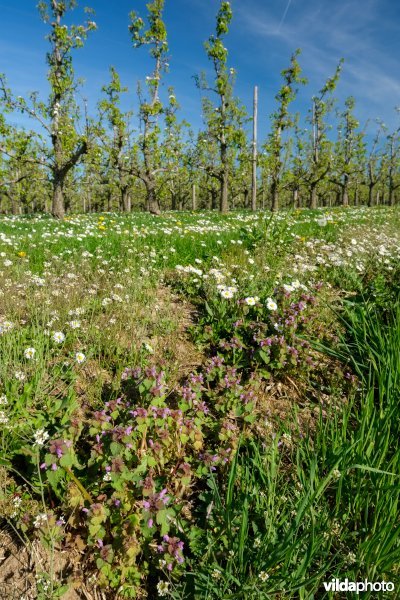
(173, 294), (400, 599)
(0, 206), (399, 598)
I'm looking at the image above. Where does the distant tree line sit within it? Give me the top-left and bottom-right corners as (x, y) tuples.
(0, 0), (399, 216)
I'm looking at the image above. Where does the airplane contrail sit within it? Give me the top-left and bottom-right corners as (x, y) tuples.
(277, 0), (293, 32)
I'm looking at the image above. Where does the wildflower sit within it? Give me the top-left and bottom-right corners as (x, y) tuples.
(33, 428), (49, 446)
(143, 342), (154, 354)
(291, 279), (305, 290)
(10, 495), (23, 517)
(157, 581), (170, 597)
(17, 251), (27, 257)
(244, 296), (259, 306)
(332, 468), (341, 480)
(221, 288), (234, 299)
(33, 513), (48, 528)
(212, 569), (222, 580)
(266, 298), (278, 311)
(24, 347), (36, 360)
(0, 394), (8, 405)
(0, 411), (8, 424)
(259, 571), (269, 582)
(52, 331), (65, 343)
(68, 320), (81, 329)
(15, 371), (26, 381)
(347, 551), (357, 564)
(254, 538), (262, 548)
(0, 320), (13, 334)
(75, 352), (86, 364)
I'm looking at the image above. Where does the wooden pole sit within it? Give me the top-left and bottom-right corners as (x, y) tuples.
(251, 85), (258, 211)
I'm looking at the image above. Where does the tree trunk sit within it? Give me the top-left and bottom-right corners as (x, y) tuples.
(147, 183), (160, 215)
(122, 187), (131, 212)
(271, 180), (279, 212)
(52, 178), (65, 219)
(211, 189), (218, 210)
(220, 170), (229, 213)
(342, 174), (349, 206)
(244, 188), (249, 209)
(309, 182), (318, 209)
(192, 183), (197, 211)
(11, 192), (19, 215)
(292, 188), (299, 209)
(368, 184), (374, 207)
(389, 185), (397, 206)
(171, 192), (177, 211)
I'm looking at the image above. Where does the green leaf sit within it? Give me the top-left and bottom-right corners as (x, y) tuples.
(205, 301), (214, 318)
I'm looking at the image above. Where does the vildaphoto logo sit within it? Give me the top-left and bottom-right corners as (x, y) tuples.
(323, 579), (395, 594)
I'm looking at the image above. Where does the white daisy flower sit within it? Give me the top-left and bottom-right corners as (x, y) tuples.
(53, 331), (65, 343)
(24, 347), (36, 360)
(244, 296), (259, 306)
(220, 288), (234, 299)
(75, 352), (86, 364)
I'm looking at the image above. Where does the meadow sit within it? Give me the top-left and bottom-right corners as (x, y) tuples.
(0, 205), (400, 599)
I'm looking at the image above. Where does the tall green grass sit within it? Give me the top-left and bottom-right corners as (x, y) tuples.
(174, 298), (400, 598)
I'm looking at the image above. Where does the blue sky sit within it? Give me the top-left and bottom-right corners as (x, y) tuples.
(1, 0), (399, 138)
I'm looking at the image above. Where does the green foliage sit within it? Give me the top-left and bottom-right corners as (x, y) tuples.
(1, 199), (400, 597)
(195, 0), (248, 212)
